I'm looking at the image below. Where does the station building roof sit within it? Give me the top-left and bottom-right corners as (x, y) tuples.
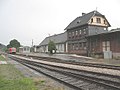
(39, 32), (67, 46)
(87, 28), (120, 37)
(64, 10), (111, 30)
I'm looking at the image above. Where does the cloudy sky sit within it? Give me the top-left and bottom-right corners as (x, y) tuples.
(0, 0), (120, 46)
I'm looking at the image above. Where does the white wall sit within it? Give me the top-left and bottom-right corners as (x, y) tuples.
(56, 43), (65, 53)
(39, 43), (66, 53)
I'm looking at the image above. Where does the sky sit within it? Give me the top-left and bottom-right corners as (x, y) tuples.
(0, 0), (120, 46)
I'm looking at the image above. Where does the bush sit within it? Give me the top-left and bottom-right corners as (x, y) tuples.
(48, 41), (56, 54)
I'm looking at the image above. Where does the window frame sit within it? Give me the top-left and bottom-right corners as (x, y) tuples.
(96, 18), (101, 23)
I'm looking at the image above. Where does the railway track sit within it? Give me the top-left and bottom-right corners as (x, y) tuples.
(9, 55), (120, 90)
(17, 53), (120, 70)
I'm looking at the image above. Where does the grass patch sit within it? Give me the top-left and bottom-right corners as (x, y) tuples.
(0, 64), (24, 80)
(0, 64), (37, 90)
(34, 79), (45, 86)
(0, 58), (65, 90)
(0, 78), (37, 90)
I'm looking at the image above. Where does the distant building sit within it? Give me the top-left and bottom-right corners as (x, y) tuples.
(65, 10), (110, 55)
(19, 46), (30, 53)
(38, 32), (67, 53)
(33, 45), (39, 53)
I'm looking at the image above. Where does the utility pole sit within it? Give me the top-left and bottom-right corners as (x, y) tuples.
(32, 39), (33, 47)
(31, 39), (34, 52)
(48, 33), (50, 41)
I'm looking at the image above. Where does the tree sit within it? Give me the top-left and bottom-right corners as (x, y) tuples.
(0, 43), (7, 52)
(48, 40), (56, 54)
(7, 39), (21, 51)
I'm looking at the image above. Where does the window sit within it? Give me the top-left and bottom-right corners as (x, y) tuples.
(72, 44), (75, 50)
(61, 44), (63, 51)
(79, 43), (82, 49)
(102, 41), (110, 51)
(96, 18), (101, 23)
(76, 31), (78, 35)
(104, 20), (106, 24)
(79, 30), (81, 34)
(91, 18), (93, 23)
(72, 32), (74, 36)
(27, 47), (29, 51)
(77, 20), (81, 24)
(69, 32), (71, 35)
(83, 29), (86, 34)
(74, 43), (79, 50)
(68, 44), (71, 51)
(83, 42), (86, 47)
(68, 32), (71, 39)
(83, 42), (86, 50)
(24, 48), (26, 51)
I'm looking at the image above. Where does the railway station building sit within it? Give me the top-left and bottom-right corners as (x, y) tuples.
(64, 10), (110, 56)
(38, 10), (120, 59)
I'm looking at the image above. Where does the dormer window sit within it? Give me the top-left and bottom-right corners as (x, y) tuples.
(104, 20), (107, 25)
(77, 20), (81, 24)
(104, 20), (105, 24)
(91, 18), (93, 23)
(96, 18), (101, 23)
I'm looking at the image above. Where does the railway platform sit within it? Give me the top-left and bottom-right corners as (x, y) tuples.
(19, 52), (120, 66)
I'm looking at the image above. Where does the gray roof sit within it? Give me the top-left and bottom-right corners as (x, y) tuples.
(65, 10), (111, 30)
(87, 28), (120, 37)
(39, 32), (67, 46)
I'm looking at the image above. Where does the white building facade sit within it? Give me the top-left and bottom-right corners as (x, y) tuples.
(19, 46), (30, 53)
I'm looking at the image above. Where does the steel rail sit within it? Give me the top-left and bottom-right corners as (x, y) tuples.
(9, 55), (120, 90)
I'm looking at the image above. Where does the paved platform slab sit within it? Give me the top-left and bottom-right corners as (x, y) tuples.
(20, 53), (120, 66)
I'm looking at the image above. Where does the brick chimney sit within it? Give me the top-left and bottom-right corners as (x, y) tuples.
(82, 13), (86, 16)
